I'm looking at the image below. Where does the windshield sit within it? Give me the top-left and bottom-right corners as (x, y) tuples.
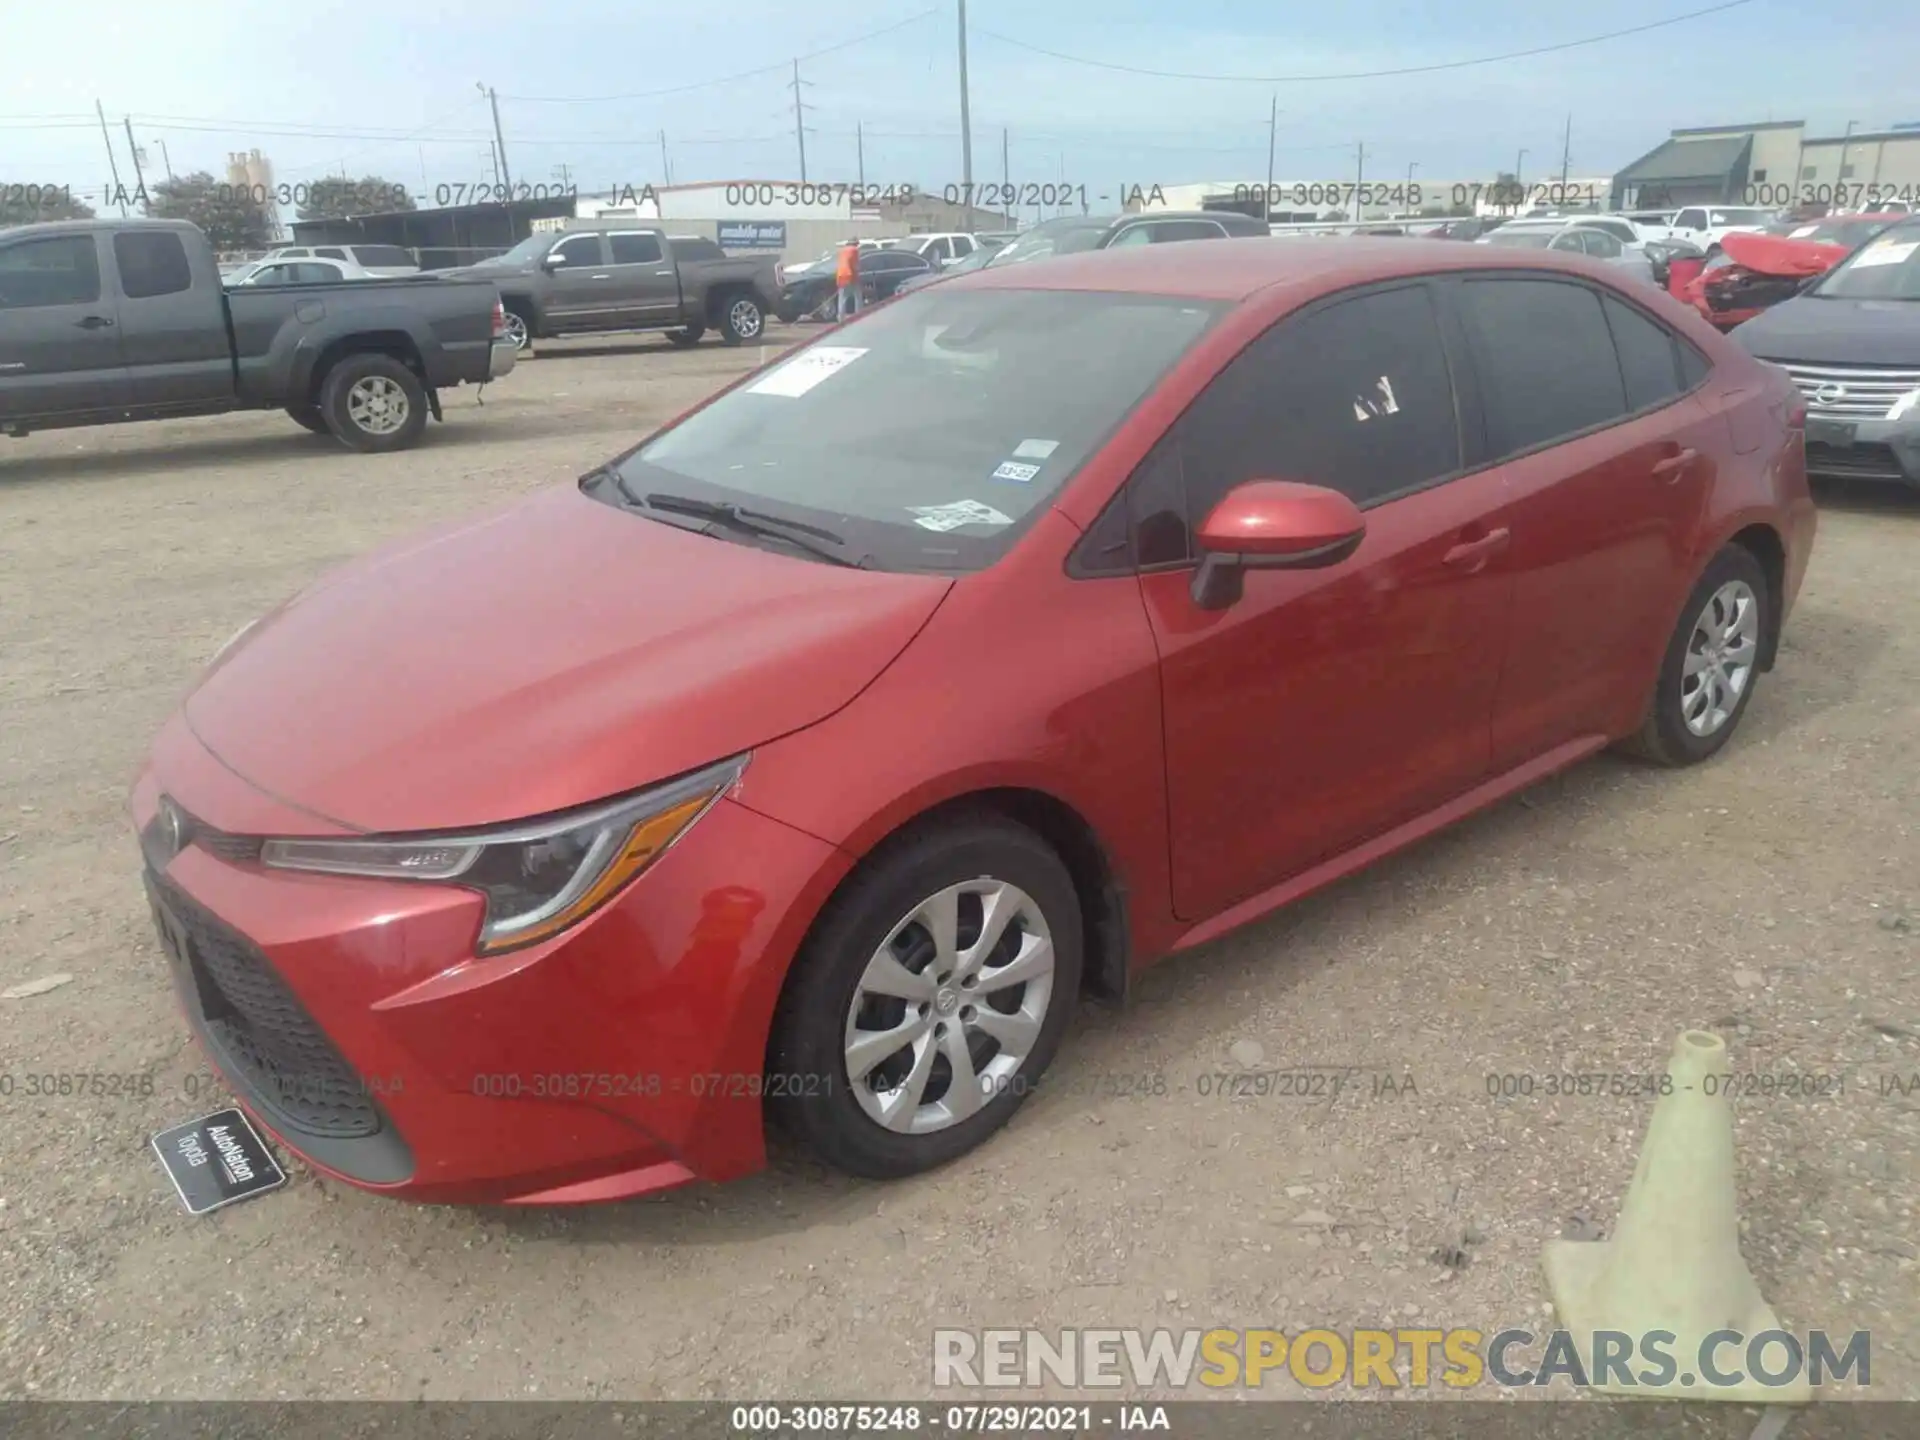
(1779, 218), (1895, 248)
(612, 287), (1223, 571)
(985, 218), (1115, 267)
(1483, 229), (1557, 249)
(476, 234), (555, 267)
(1811, 225), (1920, 299)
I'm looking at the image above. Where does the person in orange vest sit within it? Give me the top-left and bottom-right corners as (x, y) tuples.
(835, 239), (862, 320)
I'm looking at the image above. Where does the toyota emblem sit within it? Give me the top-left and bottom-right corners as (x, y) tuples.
(1812, 382), (1847, 406)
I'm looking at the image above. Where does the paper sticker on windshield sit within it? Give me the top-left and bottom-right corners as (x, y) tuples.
(992, 461), (1041, 483)
(1012, 438), (1059, 460)
(747, 346), (868, 397)
(1790, 225), (1818, 238)
(1852, 240), (1918, 268)
(908, 499), (1014, 532)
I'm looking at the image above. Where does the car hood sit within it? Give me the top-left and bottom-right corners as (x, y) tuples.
(185, 486), (951, 833)
(1719, 231), (1848, 278)
(1733, 295), (1920, 365)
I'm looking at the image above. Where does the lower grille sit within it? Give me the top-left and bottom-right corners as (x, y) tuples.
(150, 873), (382, 1139)
(1804, 441), (1908, 481)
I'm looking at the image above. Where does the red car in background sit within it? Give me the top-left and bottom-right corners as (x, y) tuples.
(135, 239), (1815, 1205)
(1685, 214), (1906, 329)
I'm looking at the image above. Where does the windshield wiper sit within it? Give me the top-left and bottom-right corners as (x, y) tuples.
(640, 491), (870, 568)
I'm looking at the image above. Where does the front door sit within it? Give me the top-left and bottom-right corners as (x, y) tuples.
(541, 233), (615, 327)
(1445, 276), (1717, 766)
(0, 230), (127, 420)
(1136, 281), (1516, 921)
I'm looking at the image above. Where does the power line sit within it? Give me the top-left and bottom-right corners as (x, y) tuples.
(974, 0), (1754, 83)
(499, 10), (938, 104)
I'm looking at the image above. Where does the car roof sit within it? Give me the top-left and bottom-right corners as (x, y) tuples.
(958, 234), (1645, 302)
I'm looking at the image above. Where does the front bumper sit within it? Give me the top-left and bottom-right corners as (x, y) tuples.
(488, 338), (518, 381)
(1802, 412), (1920, 485)
(131, 721), (849, 1204)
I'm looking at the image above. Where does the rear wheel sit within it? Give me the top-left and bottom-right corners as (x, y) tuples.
(319, 354), (429, 454)
(501, 306), (535, 356)
(767, 814), (1082, 1179)
(1620, 545), (1769, 766)
(665, 325), (705, 347)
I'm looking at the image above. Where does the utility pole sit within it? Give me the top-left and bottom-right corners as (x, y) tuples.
(1837, 119), (1859, 197)
(1354, 141), (1367, 222)
(1266, 95), (1278, 206)
(788, 60), (811, 183)
(157, 138), (175, 183)
(1002, 127), (1010, 193)
(554, 162), (573, 189)
(1559, 114), (1572, 190)
(857, 121), (865, 188)
(95, 100), (127, 215)
(659, 130), (672, 186)
(957, 0), (974, 206)
(478, 84), (512, 198)
(122, 117), (148, 211)
(488, 140), (501, 188)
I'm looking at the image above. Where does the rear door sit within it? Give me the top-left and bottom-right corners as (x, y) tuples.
(110, 228), (233, 408)
(1445, 275), (1720, 765)
(541, 233), (614, 327)
(1137, 280), (1517, 920)
(606, 231), (679, 322)
(0, 229), (126, 420)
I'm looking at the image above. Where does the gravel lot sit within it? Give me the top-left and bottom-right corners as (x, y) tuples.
(0, 330), (1915, 1403)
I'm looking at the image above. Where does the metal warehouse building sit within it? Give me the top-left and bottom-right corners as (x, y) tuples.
(1613, 120), (1920, 209)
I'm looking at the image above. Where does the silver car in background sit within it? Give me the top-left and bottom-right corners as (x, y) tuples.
(1476, 219), (1660, 286)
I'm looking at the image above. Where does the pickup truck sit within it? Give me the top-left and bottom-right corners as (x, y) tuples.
(0, 218), (515, 453)
(447, 227), (780, 353)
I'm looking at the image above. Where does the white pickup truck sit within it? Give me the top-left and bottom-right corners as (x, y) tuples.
(1665, 204), (1777, 251)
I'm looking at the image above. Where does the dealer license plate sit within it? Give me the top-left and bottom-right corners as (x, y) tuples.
(151, 1108), (287, 1215)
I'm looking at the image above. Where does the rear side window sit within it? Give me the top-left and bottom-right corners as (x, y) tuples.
(316, 248), (348, 260)
(670, 237), (722, 261)
(114, 231), (193, 299)
(609, 232), (663, 264)
(1173, 282), (1463, 522)
(1150, 221), (1227, 243)
(1602, 296), (1685, 411)
(1460, 278), (1627, 457)
(0, 235), (102, 307)
(349, 245), (414, 268)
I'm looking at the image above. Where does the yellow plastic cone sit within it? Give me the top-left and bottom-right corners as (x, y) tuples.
(1542, 1029), (1811, 1403)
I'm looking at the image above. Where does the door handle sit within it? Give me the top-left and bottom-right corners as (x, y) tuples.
(591, 273), (612, 280)
(1651, 447), (1698, 482)
(1442, 527), (1510, 568)
(76, 315), (116, 329)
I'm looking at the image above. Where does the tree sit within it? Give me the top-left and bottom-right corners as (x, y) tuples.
(297, 175), (416, 221)
(148, 171), (272, 251)
(1, 183), (94, 226)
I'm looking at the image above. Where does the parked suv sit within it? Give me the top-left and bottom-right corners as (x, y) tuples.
(264, 244), (421, 276)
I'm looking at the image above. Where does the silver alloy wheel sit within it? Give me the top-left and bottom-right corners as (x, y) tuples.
(1681, 578), (1759, 737)
(345, 375), (409, 436)
(843, 878), (1056, 1135)
(729, 298), (763, 339)
(501, 311), (530, 350)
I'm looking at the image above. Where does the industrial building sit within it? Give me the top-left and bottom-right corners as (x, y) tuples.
(1611, 120), (1920, 209)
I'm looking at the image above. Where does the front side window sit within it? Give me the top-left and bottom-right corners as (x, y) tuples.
(1459, 278), (1628, 457)
(113, 231), (193, 299)
(612, 288), (1224, 573)
(1106, 224), (1155, 248)
(985, 217), (1113, 266)
(350, 245), (414, 268)
(551, 235), (604, 267)
(1149, 221), (1227, 243)
(608, 232), (663, 265)
(0, 235), (102, 308)
(1676, 209), (1707, 230)
(1164, 283), (1463, 538)
(1485, 228), (1557, 250)
(1581, 231), (1624, 259)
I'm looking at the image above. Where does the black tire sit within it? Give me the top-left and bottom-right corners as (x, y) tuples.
(775, 300), (801, 324)
(717, 292), (765, 345)
(318, 353), (429, 454)
(767, 813), (1083, 1180)
(285, 404), (329, 435)
(665, 325), (705, 347)
(1620, 544), (1770, 766)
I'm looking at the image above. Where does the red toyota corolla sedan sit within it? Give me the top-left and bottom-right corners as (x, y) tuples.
(134, 238), (1816, 1205)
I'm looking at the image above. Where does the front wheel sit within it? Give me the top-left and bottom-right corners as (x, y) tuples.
(1620, 545), (1769, 766)
(319, 354), (429, 454)
(719, 294), (765, 345)
(767, 814), (1083, 1179)
(664, 325), (705, 347)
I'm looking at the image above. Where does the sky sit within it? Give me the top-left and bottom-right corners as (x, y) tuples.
(3, 0), (1916, 212)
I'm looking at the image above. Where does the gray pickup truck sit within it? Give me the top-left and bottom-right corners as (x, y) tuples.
(450, 227), (780, 353)
(0, 218), (515, 453)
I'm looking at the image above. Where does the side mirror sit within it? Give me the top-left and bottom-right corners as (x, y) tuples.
(540, 253), (565, 271)
(1190, 481), (1366, 610)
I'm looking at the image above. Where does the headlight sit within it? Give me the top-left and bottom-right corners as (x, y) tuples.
(260, 755), (746, 954)
(1887, 388), (1920, 422)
